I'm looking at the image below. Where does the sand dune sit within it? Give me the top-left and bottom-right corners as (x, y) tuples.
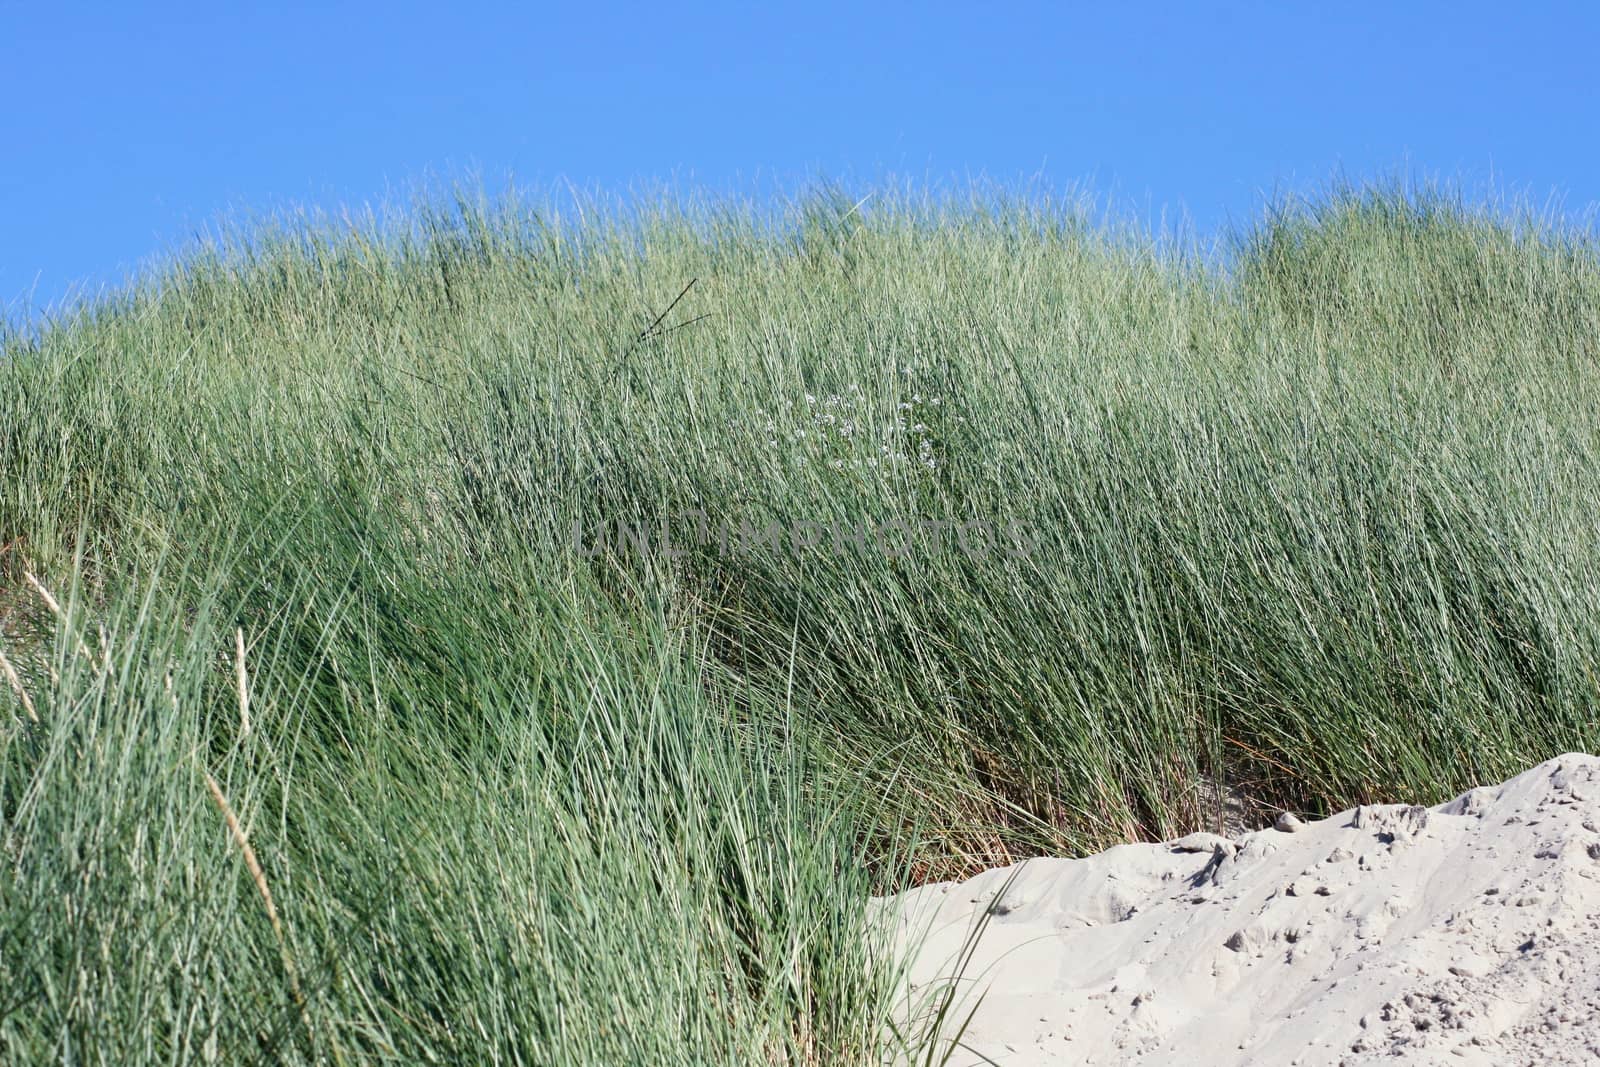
(882, 754), (1600, 1065)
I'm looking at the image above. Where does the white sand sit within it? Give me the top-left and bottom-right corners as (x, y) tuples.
(879, 754), (1600, 1066)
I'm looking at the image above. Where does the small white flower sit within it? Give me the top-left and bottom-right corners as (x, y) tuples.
(805, 393), (817, 405)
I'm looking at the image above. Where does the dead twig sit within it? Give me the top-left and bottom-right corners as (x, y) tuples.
(608, 278), (707, 384)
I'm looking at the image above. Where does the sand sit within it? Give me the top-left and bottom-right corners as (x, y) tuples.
(879, 754), (1600, 1066)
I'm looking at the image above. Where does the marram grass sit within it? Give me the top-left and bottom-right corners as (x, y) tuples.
(2, 180), (1599, 1063)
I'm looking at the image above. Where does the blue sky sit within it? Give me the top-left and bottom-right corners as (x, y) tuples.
(4, 2), (1598, 320)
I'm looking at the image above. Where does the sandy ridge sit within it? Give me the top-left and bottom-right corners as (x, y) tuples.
(881, 753), (1600, 1065)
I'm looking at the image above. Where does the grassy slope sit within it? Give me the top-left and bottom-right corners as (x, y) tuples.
(2, 181), (1599, 1062)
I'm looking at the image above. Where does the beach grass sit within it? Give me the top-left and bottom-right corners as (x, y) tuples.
(2, 178), (1598, 1062)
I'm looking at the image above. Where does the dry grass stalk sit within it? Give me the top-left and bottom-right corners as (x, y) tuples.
(0, 645), (39, 722)
(234, 628), (252, 738)
(203, 770), (313, 1048)
(21, 572), (61, 617)
(23, 572), (94, 665)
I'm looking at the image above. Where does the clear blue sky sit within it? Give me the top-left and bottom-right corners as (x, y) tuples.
(4, 2), (1598, 320)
